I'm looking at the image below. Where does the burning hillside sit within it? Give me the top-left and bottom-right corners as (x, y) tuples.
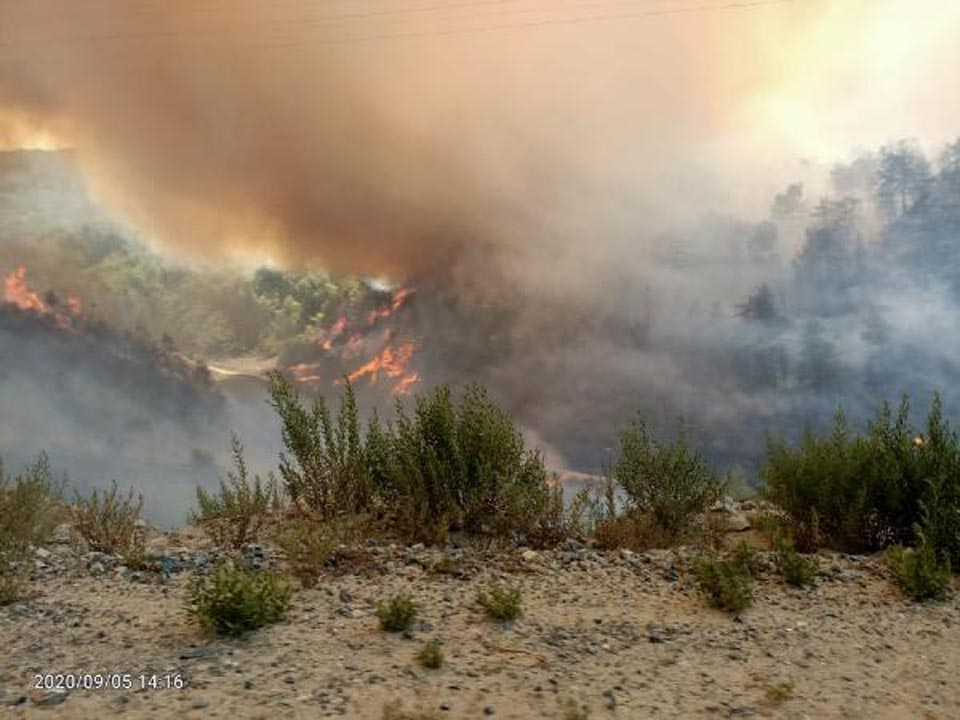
(283, 286), (421, 397)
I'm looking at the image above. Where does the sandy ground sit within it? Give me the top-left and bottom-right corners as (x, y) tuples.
(2, 537), (958, 720)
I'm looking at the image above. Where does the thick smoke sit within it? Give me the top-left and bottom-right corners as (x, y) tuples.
(2, 1), (960, 519)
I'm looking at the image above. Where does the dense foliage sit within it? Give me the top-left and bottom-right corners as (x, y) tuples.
(762, 395), (960, 566)
(269, 375), (558, 544)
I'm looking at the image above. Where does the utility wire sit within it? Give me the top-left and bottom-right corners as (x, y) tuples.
(0, 0), (801, 59)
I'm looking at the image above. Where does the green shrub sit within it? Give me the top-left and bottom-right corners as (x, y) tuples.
(72, 481), (144, 557)
(561, 699), (590, 720)
(762, 395), (960, 563)
(0, 453), (61, 555)
(187, 561), (293, 636)
(192, 434), (280, 549)
(379, 384), (554, 543)
(888, 534), (952, 601)
(693, 543), (756, 612)
(416, 639), (444, 669)
(609, 417), (723, 542)
(774, 537), (818, 588)
(0, 545), (23, 606)
(377, 593), (418, 632)
(269, 377), (561, 546)
(269, 373), (372, 519)
(476, 582), (523, 621)
(765, 682), (794, 705)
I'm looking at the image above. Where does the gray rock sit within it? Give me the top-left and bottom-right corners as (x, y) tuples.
(33, 690), (68, 707)
(724, 512), (751, 532)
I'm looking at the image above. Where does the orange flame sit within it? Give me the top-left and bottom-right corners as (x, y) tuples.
(3, 266), (81, 331)
(345, 338), (420, 395)
(366, 287), (414, 326)
(289, 362), (322, 385)
(319, 315), (348, 351)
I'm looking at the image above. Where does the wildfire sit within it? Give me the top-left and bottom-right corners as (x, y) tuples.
(2, 265), (82, 331)
(290, 285), (421, 395)
(344, 338), (420, 396)
(366, 287), (414, 326)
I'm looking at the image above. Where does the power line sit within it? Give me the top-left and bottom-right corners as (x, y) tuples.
(0, 0), (710, 49)
(0, 0), (802, 60)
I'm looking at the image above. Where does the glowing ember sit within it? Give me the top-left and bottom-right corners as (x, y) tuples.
(3, 265), (81, 331)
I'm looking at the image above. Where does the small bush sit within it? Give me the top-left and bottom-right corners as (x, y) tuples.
(0, 453), (61, 555)
(476, 582), (523, 621)
(277, 514), (367, 587)
(72, 481), (144, 557)
(888, 536), (952, 602)
(561, 699), (590, 720)
(693, 543), (756, 612)
(193, 434), (279, 549)
(0, 545), (23, 606)
(609, 417), (723, 542)
(774, 537), (818, 588)
(187, 561), (293, 636)
(416, 639), (444, 669)
(377, 593), (418, 632)
(382, 704), (440, 720)
(765, 682), (794, 705)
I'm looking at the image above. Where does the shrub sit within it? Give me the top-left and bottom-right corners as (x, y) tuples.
(764, 682), (794, 705)
(269, 373), (371, 518)
(187, 560), (293, 636)
(193, 434), (280, 549)
(888, 534), (952, 602)
(380, 384), (554, 543)
(774, 537), (818, 588)
(476, 582), (523, 621)
(0, 545), (23, 606)
(762, 395), (960, 563)
(609, 417), (723, 542)
(377, 593), (418, 632)
(561, 699), (590, 720)
(692, 543), (756, 612)
(0, 453), (61, 555)
(416, 639), (444, 669)
(277, 514), (367, 587)
(72, 481), (144, 557)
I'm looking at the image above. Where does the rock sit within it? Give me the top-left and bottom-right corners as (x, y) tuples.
(53, 523), (72, 543)
(34, 547), (52, 560)
(180, 645), (218, 660)
(724, 512), (751, 532)
(33, 690), (68, 707)
(521, 550), (541, 562)
(338, 589), (353, 603)
(483, 707), (495, 716)
(193, 698), (208, 709)
(89, 561), (105, 577)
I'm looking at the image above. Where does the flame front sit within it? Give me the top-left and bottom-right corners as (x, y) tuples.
(345, 338), (420, 396)
(3, 266), (82, 331)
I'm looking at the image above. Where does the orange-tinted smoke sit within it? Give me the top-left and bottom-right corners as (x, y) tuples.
(0, 1), (842, 274)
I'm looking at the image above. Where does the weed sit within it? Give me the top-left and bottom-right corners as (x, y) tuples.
(192, 434), (280, 549)
(692, 543), (756, 612)
(476, 582), (523, 621)
(0, 453), (61, 555)
(774, 536), (818, 588)
(561, 698), (590, 720)
(888, 534), (952, 601)
(765, 682), (794, 705)
(416, 639), (444, 669)
(377, 593), (418, 632)
(187, 560), (293, 636)
(72, 481), (144, 557)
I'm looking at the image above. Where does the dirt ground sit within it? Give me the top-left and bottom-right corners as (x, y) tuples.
(2, 536), (958, 719)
